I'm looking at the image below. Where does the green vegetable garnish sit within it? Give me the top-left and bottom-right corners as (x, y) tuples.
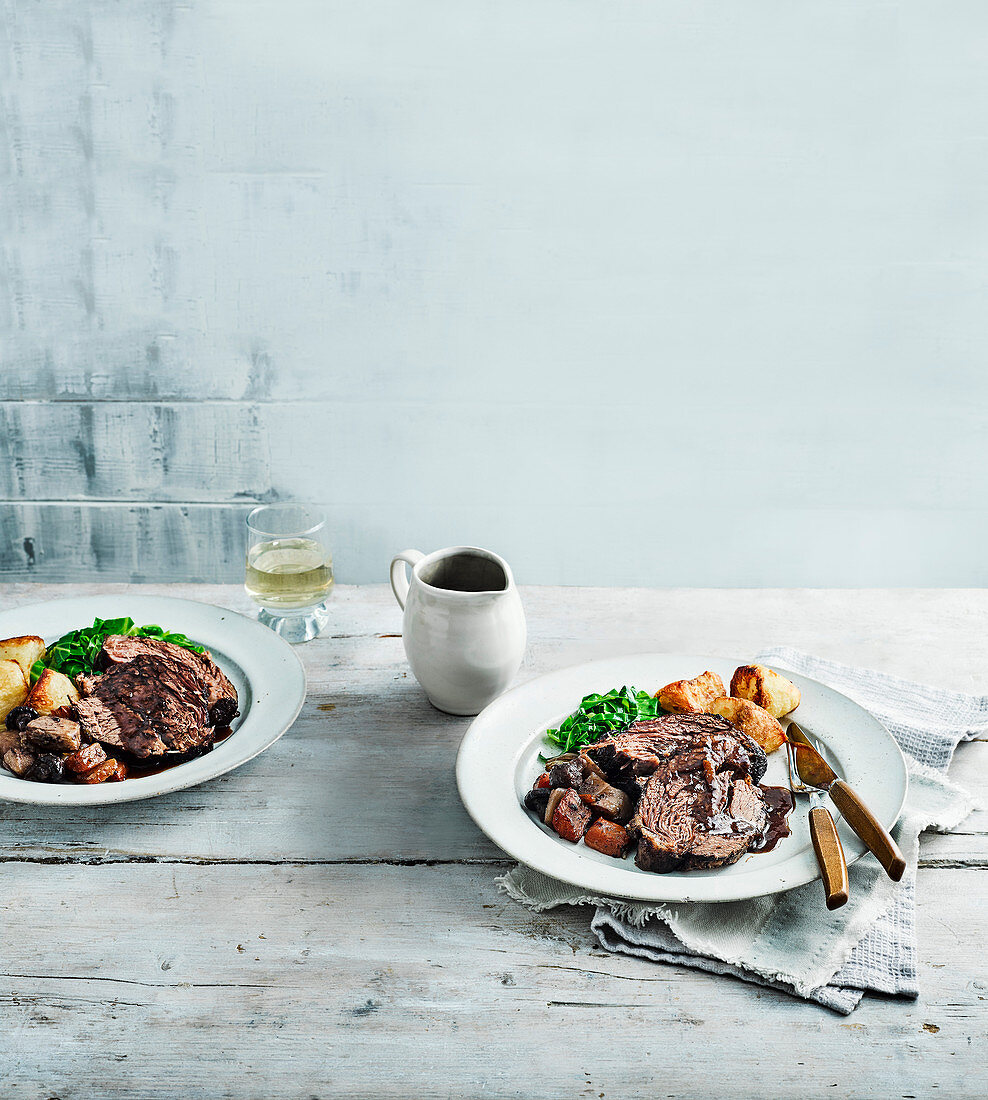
(544, 685), (665, 753)
(30, 616), (206, 684)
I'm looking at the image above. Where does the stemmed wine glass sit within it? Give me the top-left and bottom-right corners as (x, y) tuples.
(245, 504), (334, 642)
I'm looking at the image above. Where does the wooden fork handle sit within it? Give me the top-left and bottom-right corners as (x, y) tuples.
(809, 806), (849, 910)
(829, 779), (906, 882)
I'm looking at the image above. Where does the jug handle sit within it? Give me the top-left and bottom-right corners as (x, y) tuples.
(390, 550), (424, 610)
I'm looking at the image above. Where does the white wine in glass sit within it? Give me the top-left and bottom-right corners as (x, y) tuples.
(245, 537), (334, 609)
(245, 505), (333, 642)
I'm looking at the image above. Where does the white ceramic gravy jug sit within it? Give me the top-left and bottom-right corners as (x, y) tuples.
(390, 546), (526, 715)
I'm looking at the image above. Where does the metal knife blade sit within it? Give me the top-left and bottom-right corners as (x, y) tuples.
(788, 722), (838, 789)
(787, 721), (906, 881)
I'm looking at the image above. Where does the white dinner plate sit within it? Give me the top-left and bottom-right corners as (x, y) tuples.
(0, 595), (306, 805)
(456, 654), (908, 903)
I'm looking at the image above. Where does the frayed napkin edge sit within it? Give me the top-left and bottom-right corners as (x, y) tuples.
(589, 909), (868, 1015)
(495, 868), (678, 926)
(905, 756), (979, 831)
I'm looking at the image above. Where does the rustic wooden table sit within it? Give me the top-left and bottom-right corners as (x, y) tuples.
(0, 583), (984, 1098)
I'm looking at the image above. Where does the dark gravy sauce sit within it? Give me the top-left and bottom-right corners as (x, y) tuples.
(750, 784), (795, 853)
(125, 726), (234, 780)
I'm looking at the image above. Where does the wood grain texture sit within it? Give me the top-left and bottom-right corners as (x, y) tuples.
(3, 396), (988, 510)
(0, 862), (984, 1100)
(0, 503), (251, 582)
(0, 583), (982, 1096)
(6, 495), (988, 587)
(3, 0), (988, 409)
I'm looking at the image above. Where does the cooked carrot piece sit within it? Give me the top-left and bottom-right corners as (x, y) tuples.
(551, 789), (592, 843)
(64, 743), (108, 774)
(534, 772), (552, 789)
(584, 818), (631, 858)
(77, 758), (123, 784)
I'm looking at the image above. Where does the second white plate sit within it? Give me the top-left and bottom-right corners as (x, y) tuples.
(456, 653), (908, 903)
(0, 595), (306, 806)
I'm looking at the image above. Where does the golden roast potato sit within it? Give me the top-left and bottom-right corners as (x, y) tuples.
(27, 668), (80, 715)
(0, 636), (46, 679)
(706, 695), (786, 754)
(730, 664), (800, 718)
(657, 670), (726, 714)
(0, 658), (29, 722)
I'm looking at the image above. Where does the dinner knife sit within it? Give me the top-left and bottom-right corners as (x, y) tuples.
(788, 721), (906, 882)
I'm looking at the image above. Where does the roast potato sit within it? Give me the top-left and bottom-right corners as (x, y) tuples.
(730, 664), (800, 718)
(657, 670), (726, 714)
(0, 658), (29, 722)
(706, 695), (786, 754)
(0, 636), (45, 678)
(27, 668), (80, 715)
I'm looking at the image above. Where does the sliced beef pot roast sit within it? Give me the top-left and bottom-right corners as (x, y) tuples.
(99, 635), (239, 721)
(74, 636), (238, 759)
(582, 713), (771, 872)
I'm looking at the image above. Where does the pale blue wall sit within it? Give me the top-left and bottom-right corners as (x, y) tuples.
(2, 1), (987, 585)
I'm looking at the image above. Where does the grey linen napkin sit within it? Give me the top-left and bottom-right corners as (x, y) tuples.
(498, 647), (978, 1013)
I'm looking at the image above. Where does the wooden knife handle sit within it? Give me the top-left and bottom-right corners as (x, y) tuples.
(829, 779), (906, 882)
(809, 806), (849, 910)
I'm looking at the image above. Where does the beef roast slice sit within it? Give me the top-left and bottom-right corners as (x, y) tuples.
(100, 635), (238, 713)
(685, 780), (768, 870)
(576, 711), (774, 875)
(682, 826), (754, 870)
(74, 696), (125, 748)
(729, 776), (769, 829)
(629, 739), (736, 871)
(74, 654), (211, 758)
(617, 715), (771, 874)
(586, 713), (750, 794)
(585, 727), (695, 794)
(721, 728), (768, 785)
(631, 768), (699, 871)
(636, 828), (686, 873)
(628, 762), (715, 871)
(585, 732), (677, 792)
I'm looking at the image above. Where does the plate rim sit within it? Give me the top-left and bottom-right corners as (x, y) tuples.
(456, 652), (908, 903)
(0, 594), (306, 806)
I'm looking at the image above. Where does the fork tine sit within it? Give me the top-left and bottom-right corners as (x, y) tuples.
(786, 738), (808, 794)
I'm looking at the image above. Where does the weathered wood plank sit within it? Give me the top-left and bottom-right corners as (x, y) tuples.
(0, 504), (251, 583)
(0, 862), (982, 1100)
(0, 584), (981, 863)
(5, 396), (988, 511)
(6, 582), (988, 694)
(6, 497), (988, 586)
(0, 402), (279, 502)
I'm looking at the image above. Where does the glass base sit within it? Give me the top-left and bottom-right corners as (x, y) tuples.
(256, 602), (330, 643)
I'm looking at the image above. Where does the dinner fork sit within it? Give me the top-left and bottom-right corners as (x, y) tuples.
(787, 738), (849, 909)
